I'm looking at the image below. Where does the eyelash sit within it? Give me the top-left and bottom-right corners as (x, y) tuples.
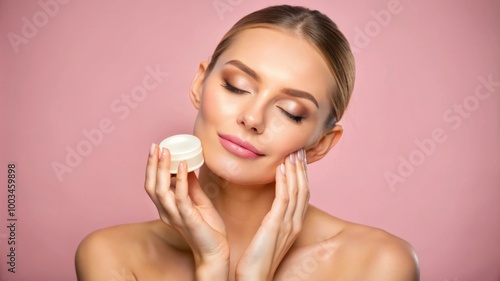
(221, 81), (248, 94)
(279, 108), (303, 123)
(221, 80), (304, 124)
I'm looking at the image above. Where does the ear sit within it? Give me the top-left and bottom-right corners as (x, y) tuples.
(305, 125), (343, 164)
(190, 61), (209, 110)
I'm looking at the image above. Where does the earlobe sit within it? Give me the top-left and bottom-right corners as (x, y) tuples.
(305, 125), (343, 164)
(190, 61), (209, 110)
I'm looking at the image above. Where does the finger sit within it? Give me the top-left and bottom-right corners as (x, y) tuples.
(175, 161), (189, 200)
(145, 144), (173, 224)
(277, 153), (300, 258)
(294, 148), (309, 229)
(187, 172), (215, 207)
(156, 147), (172, 198)
(266, 164), (288, 225)
(155, 148), (182, 222)
(145, 143), (159, 199)
(175, 161), (198, 223)
(283, 152), (299, 225)
(275, 162), (289, 216)
(145, 144), (166, 214)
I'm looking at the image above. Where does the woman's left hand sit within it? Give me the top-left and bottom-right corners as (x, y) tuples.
(235, 149), (309, 281)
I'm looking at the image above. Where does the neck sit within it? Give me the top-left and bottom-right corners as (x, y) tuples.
(198, 165), (275, 243)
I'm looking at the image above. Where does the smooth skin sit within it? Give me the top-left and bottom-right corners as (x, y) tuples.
(75, 27), (419, 280)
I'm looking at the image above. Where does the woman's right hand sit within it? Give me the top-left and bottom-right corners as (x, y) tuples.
(145, 144), (229, 280)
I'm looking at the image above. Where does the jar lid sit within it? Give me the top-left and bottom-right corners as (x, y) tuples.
(159, 134), (204, 174)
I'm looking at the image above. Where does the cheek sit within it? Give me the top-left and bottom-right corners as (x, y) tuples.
(194, 94), (222, 136)
(257, 113), (312, 154)
(198, 85), (239, 124)
(200, 92), (221, 122)
(265, 113), (289, 140)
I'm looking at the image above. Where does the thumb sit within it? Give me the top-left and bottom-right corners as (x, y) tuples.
(187, 172), (215, 206)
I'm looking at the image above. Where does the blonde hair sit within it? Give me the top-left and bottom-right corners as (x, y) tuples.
(206, 5), (355, 129)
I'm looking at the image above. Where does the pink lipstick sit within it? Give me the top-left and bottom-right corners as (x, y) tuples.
(219, 134), (264, 159)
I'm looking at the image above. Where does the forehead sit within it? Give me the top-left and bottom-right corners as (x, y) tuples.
(216, 27), (335, 107)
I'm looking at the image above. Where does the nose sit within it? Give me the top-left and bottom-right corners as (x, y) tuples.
(237, 100), (266, 134)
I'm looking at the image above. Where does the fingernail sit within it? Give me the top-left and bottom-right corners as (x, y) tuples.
(297, 149), (304, 161)
(160, 148), (167, 160)
(178, 161), (185, 171)
(149, 143), (156, 156)
(289, 153), (296, 164)
(280, 163), (286, 174)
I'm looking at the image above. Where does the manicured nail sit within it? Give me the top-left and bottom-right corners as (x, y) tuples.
(289, 153), (296, 164)
(280, 163), (286, 174)
(297, 149), (304, 161)
(178, 161), (185, 171)
(160, 148), (167, 160)
(149, 143), (156, 156)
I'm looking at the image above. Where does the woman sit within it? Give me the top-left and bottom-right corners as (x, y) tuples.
(75, 5), (419, 280)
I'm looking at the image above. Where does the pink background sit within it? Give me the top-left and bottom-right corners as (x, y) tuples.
(1, 0), (499, 280)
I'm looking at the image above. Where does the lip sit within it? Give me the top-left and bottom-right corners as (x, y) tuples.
(219, 134), (264, 159)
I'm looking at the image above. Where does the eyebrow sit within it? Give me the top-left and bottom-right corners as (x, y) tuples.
(224, 59), (319, 108)
(225, 60), (261, 82)
(281, 88), (319, 108)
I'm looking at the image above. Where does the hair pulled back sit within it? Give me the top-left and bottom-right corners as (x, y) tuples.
(207, 5), (355, 128)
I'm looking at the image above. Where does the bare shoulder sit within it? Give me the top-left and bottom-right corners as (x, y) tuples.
(75, 221), (152, 281)
(75, 220), (190, 281)
(285, 205), (419, 280)
(336, 222), (420, 280)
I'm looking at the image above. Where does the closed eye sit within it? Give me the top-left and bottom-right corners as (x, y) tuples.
(278, 107), (303, 123)
(221, 80), (248, 94)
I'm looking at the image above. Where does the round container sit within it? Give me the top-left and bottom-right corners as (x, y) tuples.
(159, 134), (204, 174)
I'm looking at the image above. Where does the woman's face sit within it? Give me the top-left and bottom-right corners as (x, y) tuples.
(191, 27), (337, 185)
